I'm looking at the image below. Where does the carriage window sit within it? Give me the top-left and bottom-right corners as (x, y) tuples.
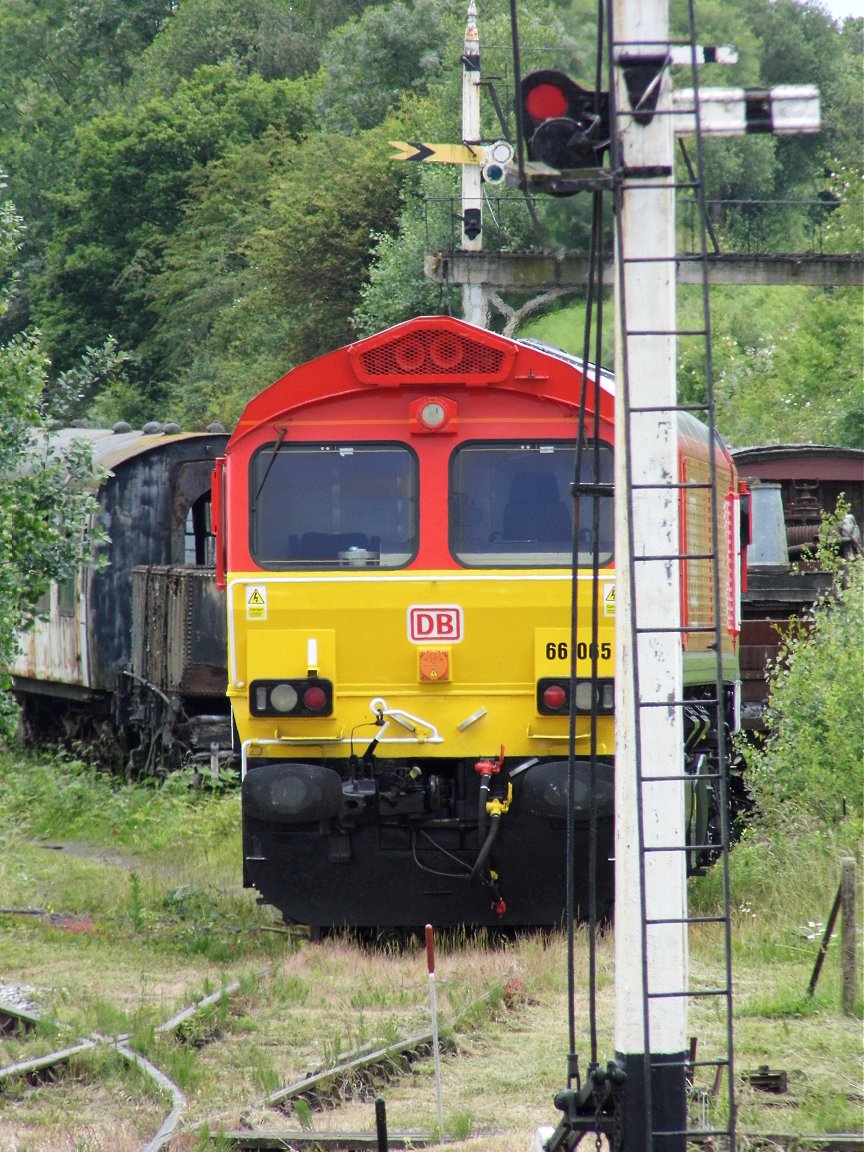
(57, 577), (76, 616)
(450, 440), (613, 567)
(185, 494), (215, 565)
(250, 443), (418, 568)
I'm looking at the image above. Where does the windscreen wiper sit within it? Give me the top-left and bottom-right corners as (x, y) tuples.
(253, 426), (287, 505)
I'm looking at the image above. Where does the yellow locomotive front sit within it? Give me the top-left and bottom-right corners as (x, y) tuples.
(218, 318), (618, 929)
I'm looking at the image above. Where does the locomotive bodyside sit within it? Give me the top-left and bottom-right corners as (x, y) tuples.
(218, 317), (740, 930)
(11, 427), (230, 771)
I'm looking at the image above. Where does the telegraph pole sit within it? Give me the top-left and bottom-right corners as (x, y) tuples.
(611, 0), (688, 1146)
(461, 2), (488, 327)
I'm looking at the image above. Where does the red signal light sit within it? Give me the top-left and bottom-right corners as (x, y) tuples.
(542, 683), (568, 711)
(303, 685), (328, 712)
(525, 82), (569, 121)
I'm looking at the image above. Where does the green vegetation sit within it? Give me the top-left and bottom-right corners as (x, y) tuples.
(743, 557), (863, 834)
(0, 5), (861, 1139)
(0, 0), (858, 438)
(0, 201), (120, 727)
(688, 528), (864, 1132)
(0, 743), (860, 1145)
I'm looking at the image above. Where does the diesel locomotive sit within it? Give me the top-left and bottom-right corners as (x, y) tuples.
(213, 316), (743, 931)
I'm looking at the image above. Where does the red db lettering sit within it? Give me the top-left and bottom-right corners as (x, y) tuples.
(408, 605), (463, 643)
(436, 613), (455, 636)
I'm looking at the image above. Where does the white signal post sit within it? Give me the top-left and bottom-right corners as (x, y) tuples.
(425, 924), (445, 1139)
(461, 2), (488, 327)
(612, 0), (688, 1146)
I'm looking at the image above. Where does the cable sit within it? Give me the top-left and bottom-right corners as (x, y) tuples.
(559, 0), (612, 1087)
(412, 829), (474, 878)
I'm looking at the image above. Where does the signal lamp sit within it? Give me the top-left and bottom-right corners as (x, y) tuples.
(482, 139), (514, 185)
(519, 70), (610, 178)
(250, 678), (333, 717)
(462, 207), (482, 240)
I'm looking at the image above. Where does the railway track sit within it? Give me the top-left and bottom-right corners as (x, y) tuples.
(1, 887), (859, 1150)
(0, 972), (495, 1150)
(2, 973), (862, 1152)
(0, 982), (241, 1150)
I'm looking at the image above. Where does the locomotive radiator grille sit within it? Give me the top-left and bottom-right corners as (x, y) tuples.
(354, 328), (510, 383)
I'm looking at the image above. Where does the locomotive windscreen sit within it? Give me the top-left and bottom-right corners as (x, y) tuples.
(250, 442), (418, 567)
(450, 439), (613, 567)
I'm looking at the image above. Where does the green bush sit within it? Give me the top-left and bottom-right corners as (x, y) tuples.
(742, 547), (863, 833)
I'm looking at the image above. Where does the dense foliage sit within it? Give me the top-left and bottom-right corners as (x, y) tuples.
(742, 537), (864, 834)
(0, 0), (859, 438)
(0, 198), (109, 712)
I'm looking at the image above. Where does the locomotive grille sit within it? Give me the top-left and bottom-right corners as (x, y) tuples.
(357, 329), (508, 380)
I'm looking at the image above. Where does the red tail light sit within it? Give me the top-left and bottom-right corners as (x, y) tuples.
(542, 683), (568, 711)
(302, 685), (328, 712)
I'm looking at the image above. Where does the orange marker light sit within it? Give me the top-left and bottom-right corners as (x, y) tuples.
(419, 649), (450, 681)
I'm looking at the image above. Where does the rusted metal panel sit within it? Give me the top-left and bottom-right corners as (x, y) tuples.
(132, 566), (227, 696)
(10, 581), (83, 687)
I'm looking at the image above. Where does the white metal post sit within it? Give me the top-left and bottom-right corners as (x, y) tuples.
(611, 0), (688, 1145)
(461, 2), (488, 326)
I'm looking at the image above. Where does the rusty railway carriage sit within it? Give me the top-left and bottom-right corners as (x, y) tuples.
(732, 443), (864, 733)
(215, 316), (743, 931)
(11, 426), (230, 773)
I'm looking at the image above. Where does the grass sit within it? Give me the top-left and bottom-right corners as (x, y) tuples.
(0, 747), (861, 1150)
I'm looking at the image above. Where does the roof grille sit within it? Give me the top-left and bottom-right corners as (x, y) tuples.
(358, 328), (507, 380)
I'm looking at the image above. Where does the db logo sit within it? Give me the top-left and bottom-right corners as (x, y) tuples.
(408, 605), (463, 643)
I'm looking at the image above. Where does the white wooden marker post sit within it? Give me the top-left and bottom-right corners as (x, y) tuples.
(461, 2), (488, 327)
(425, 923), (445, 1139)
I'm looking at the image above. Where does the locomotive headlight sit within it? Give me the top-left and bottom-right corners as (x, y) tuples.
(573, 681), (595, 712)
(411, 396), (457, 433)
(420, 400), (447, 428)
(270, 683), (299, 712)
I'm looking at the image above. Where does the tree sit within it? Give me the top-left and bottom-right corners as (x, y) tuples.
(0, 201), (105, 722)
(129, 0), (384, 93)
(676, 168), (864, 449)
(350, 0), (595, 336)
(249, 125), (405, 365)
(124, 133), (297, 428)
(317, 0), (452, 132)
(31, 63), (312, 398)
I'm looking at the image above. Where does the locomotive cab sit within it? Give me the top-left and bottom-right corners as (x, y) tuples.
(216, 317), (740, 930)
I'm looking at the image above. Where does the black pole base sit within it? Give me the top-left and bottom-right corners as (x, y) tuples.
(615, 1050), (688, 1152)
